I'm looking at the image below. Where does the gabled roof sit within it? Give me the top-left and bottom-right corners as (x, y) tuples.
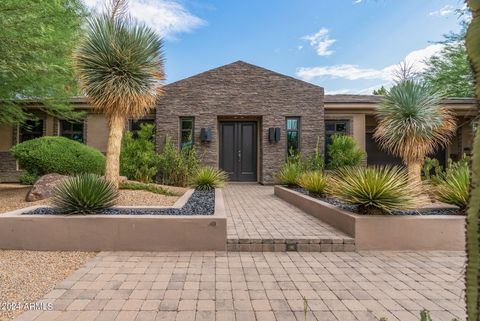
(164, 60), (324, 93)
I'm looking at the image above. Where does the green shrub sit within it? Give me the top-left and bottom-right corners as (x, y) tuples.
(327, 134), (364, 170)
(120, 123), (159, 183)
(434, 160), (470, 209)
(52, 173), (118, 214)
(10, 136), (105, 176)
(157, 136), (200, 187)
(297, 171), (327, 195)
(275, 161), (303, 186)
(330, 165), (417, 214)
(120, 181), (177, 196)
(422, 157), (444, 182)
(190, 167), (228, 190)
(19, 172), (38, 185)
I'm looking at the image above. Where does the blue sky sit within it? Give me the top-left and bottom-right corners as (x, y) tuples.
(85, 0), (466, 94)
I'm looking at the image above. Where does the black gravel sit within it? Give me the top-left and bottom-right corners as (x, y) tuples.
(291, 187), (462, 216)
(24, 189), (215, 216)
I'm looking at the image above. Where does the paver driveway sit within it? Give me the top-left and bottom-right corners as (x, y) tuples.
(15, 251), (465, 321)
(224, 184), (354, 251)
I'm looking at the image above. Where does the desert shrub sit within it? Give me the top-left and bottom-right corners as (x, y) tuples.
(434, 160), (470, 209)
(52, 173), (118, 214)
(275, 161), (303, 186)
(190, 167), (228, 190)
(327, 134), (364, 170)
(120, 181), (177, 196)
(330, 165), (417, 214)
(10, 136), (105, 176)
(157, 136), (200, 187)
(19, 172), (38, 185)
(304, 137), (324, 171)
(422, 157), (444, 182)
(297, 171), (327, 195)
(120, 123), (159, 183)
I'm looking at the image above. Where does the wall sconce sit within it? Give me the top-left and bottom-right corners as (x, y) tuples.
(268, 128), (281, 143)
(200, 127), (212, 142)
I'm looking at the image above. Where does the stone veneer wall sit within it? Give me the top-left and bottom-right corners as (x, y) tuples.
(156, 61), (325, 184)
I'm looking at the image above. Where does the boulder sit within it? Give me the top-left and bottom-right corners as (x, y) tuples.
(26, 173), (68, 202)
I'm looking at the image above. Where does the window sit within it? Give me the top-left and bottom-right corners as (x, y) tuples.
(180, 117), (194, 149)
(130, 118), (154, 138)
(286, 117), (300, 156)
(60, 120), (84, 143)
(19, 119), (44, 142)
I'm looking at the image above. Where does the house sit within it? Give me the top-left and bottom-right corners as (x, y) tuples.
(0, 61), (477, 183)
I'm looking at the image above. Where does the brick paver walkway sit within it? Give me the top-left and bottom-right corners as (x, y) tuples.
(14, 251), (465, 321)
(224, 184), (354, 251)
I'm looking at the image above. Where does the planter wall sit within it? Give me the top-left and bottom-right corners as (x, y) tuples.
(275, 186), (465, 251)
(0, 189), (226, 251)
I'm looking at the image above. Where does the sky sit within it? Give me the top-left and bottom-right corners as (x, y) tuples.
(83, 0), (467, 95)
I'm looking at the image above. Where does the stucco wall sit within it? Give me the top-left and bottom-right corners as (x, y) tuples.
(155, 61), (325, 184)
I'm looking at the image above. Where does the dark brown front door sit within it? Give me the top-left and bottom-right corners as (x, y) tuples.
(219, 122), (257, 181)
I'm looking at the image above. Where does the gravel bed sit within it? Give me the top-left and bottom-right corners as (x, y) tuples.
(291, 187), (462, 216)
(0, 184), (48, 214)
(0, 250), (96, 321)
(24, 189), (215, 216)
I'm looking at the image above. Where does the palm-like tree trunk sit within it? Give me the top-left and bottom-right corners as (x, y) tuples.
(407, 159), (423, 184)
(105, 115), (125, 187)
(465, 1), (480, 320)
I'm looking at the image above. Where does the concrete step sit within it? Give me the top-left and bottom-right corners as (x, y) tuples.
(226, 237), (355, 252)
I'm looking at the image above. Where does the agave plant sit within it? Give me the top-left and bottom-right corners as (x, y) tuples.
(190, 167), (228, 190)
(297, 171), (327, 195)
(330, 165), (418, 214)
(374, 80), (456, 184)
(434, 161), (470, 210)
(53, 173), (118, 214)
(73, 0), (164, 187)
(275, 161), (303, 186)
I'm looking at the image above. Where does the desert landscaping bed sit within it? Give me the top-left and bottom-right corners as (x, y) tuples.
(0, 250), (96, 321)
(0, 183), (187, 214)
(275, 185), (465, 251)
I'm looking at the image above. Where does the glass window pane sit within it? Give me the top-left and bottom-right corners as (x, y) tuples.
(181, 119), (193, 130)
(20, 120), (43, 142)
(287, 118), (298, 130)
(336, 122), (347, 133)
(325, 122), (335, 131)
(287, 131), (299, 153)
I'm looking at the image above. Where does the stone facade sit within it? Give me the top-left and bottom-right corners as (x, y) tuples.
(155, 61), (325, 184)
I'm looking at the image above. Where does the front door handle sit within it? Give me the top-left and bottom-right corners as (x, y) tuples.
(238, 150), (241, 163)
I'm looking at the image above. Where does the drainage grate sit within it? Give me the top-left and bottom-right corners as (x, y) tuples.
(286, 243), (297, 251)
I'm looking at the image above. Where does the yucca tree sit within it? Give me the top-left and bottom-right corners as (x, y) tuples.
(73, 0), (164, 187)
(374, 80), (456, 183)
(465, 1), (480, 320)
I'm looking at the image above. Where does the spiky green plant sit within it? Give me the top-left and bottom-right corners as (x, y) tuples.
(297, 171), (327, 195)
(53, 174), (118, 214)
(190, 167), (228, 190)
(465, 1), (480, 319)
(73, 0), (164, 187)
(330, 165), (418, 214)
(275, 161), (303, 186)
(434, 161), (470, 209)
(374, 81), (456, 183)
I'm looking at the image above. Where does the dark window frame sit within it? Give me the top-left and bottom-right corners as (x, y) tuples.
(180, 117), (195, 149)
(60, 120), (85, 143)
(286, 117), (300, 157)
(19, 119), (44, 143)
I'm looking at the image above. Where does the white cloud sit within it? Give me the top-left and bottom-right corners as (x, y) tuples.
(82, 0), (206, 39)
(353, 0), (362, 4)
(302, 28), (337, 56)
(328, 84), (387, 95)
(429, 5), (454, 16)
(296, 44), (444, 83)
